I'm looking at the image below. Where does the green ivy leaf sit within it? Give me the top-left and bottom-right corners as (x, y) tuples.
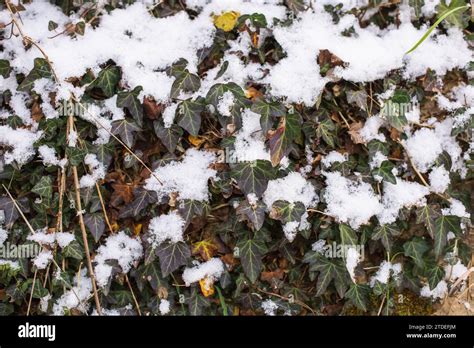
(371, 224), (400, 251)
(63, 239), (84, 260)
(251, 99), (286, 133)
(153, 121), (182, 153)
(18, 58), (53, 91)
(156, 242), (191, 277)
(178, 199), (206, 228)
(371, 160), (396, 184)
(416, 205), (440, 239)
(170, 70), (201, 98)
(65, 146), (87, 166)
(111, 118), (141, 148)
(92, 65), (120, 97)
(83, 213), (105, 243)
(426, 263), (445, 289)
(237, 236), (267, 283)
(0, 60), (11, 78)
(188, 287), (210, 315)
(230, 160), (276, 198)
(175, 99), (204, 136)
(116, 86), (144, 126)
(271, 200), (305, 224)
(119, 188), (158, 219)
(437, 0), (469, 28)
(346, 89), (368, 111)
(339, 224), (358, 246)
(344, 283), (370, 312)
(32, 176), (53, 199)
(403, 237), (430, 268)
(316, 118), (336, 148)
(434, 215), (461, 258)
(236, 200), (266, 231)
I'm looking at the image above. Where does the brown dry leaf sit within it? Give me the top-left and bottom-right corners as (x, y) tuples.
(348, 121), (365, 144)
(143, 96), (163, 119)
(222, 253), (239, 268)
(390, 127), (400, 141)
(111, 183), (134, 204)
(260, 269), (285, 283)
(133, 223), (142, 236)
(31, 100), (44, 123)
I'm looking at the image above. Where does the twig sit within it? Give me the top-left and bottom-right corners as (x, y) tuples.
(26, 269), (37, 316)
(125, 274), (142, 316)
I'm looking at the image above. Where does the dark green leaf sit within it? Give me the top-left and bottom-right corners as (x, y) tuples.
(84, 213), (105, 243)
(237, 237), (267, 283)
(156, 242), (191, 277)
(230, 160), (276, 197)
(344, 283), (370, 312)
(111, 119), (141, 148)
(371, 160), (396, 184)
(116, 86), (144, 125)
(175, 99), (204, 136)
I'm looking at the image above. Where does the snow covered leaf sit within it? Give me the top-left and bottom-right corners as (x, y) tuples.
(251, 100), (286, 133)
(170, 70), (201, 99)
(84, 213), (105, 243)
(269, 112), (302, 166)
(213, 11), (240, 32)
(403, 237), (430, 268)
(371, 224), (400, 251)
(206, 83), (245, 107)
(434, 215), (461, 258)
(270, 200), (305, 224)
(371, 161), (396, 184)
(154, 121), (182, 153)
(345, 283), (370, 311)
(116, 86), (144, 126)
(91, 66), (121, 98)
(111, 119), (141, 148)
(237, 236), (267, 283)
(0, 60), (10, 78)
(339, 224), (358, 247)
(156, 241), (191, 277)
(231, 160), (276, 197)
(175, 99), (204, 137)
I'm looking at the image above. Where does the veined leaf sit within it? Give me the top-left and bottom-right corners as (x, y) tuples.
(434, 215), (461, 258)
(92, 65), (120, 97)
(371, 160), (396, 184)
(0, 60), (11, 78)
(170, 70), (201, 99)
(344, 283), (370, 312)
(156, 242), (191, 277)
(175, 99), (204, 136)
(403, 237), (430, 268)
(116, 86), (144, 125)
(154, 121), (182, 153)
(371, 224), (400, 251)
(268, 112), (302, 166)
(237, 237), (267, 283)
(111, 118), (141, 148)
(230, 160), (276, 197)
(271, 200), (305, 224)
(84, 213), (105, 243)
(339, 224), (358, 247)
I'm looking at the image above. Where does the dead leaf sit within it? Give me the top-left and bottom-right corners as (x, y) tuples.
(193, 239), (218, 261)
(348, 121), (365, 144)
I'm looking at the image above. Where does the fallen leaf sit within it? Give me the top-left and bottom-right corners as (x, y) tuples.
(213, 11), (240, 32)
(199, 276), (215, 297)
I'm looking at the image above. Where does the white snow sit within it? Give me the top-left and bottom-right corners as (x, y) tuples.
(38, 145), (67, 168)
(145, 148), (217, 202)
(159, 299), (171, 315)
(147, 211), (185, 247)
(79, 154), (106, 188)
(429, 166), (450, 193)
(263, 172), (318, 209)
(261, 299), (278, 316)
(182, 257), (224, 286)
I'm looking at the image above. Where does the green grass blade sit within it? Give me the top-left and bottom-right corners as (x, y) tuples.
(405, 4), (470, 55)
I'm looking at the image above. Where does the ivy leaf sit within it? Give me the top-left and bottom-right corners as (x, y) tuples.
(403, 237), (430, 268)
(339, 224), (358, 246)
(371, 160), (396, 184)
(133, 260), (164, 292)
(0, 60), (11, 78)
(0, 196), (29, 229)
(268, 112), (302, 166)
(116, 86), (144, 126)
(230, 160), (276, 197)
(65, 146), (87, 166)
(188, 287), (210, 315)
(236, 200), (266, 231)
(434, 215), (461, 258)
(63, 239), (84, 260)
(416, 205), (440, 239)
(316, 118), (336, 148)
(18, 58), (53, 91)
(371, 224), (400, 251)
(119, 188), (158, 219)
(166, 58), (189, 78)
(346, 89), (368, 111)
(251, 99), (286, 133)
(311, 257), (337, 296)
(48, 20), (58, 31)
(437, 0), (469, 29)
(178, 199), (206, 228)
(111, 119), (141, 148)
(345, 283), (370, 312)
(156, 242), (191, 277)
(367, 140), (389, 156)
(153, 121), (182, 153)
(175, 99), (204, 136)
(426, 263), (445, 289)
(170, 70), (201, 98)
(271, 200), (305, 224)
(92, 66), (120, 97)
(83, 213), (105, 243)
(31, 176), (53, 199)
(206, 82), (246, 107)
(237, 236), (267, 283)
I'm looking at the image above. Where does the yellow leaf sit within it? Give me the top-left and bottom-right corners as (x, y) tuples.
(111, 221), (120, 233)
(188, 135), (205, 148)
(213, 11), (240, 32)
(134, 223), (142, 236)
(199, 276), (215, 297)
(192, 239), (218, 261)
